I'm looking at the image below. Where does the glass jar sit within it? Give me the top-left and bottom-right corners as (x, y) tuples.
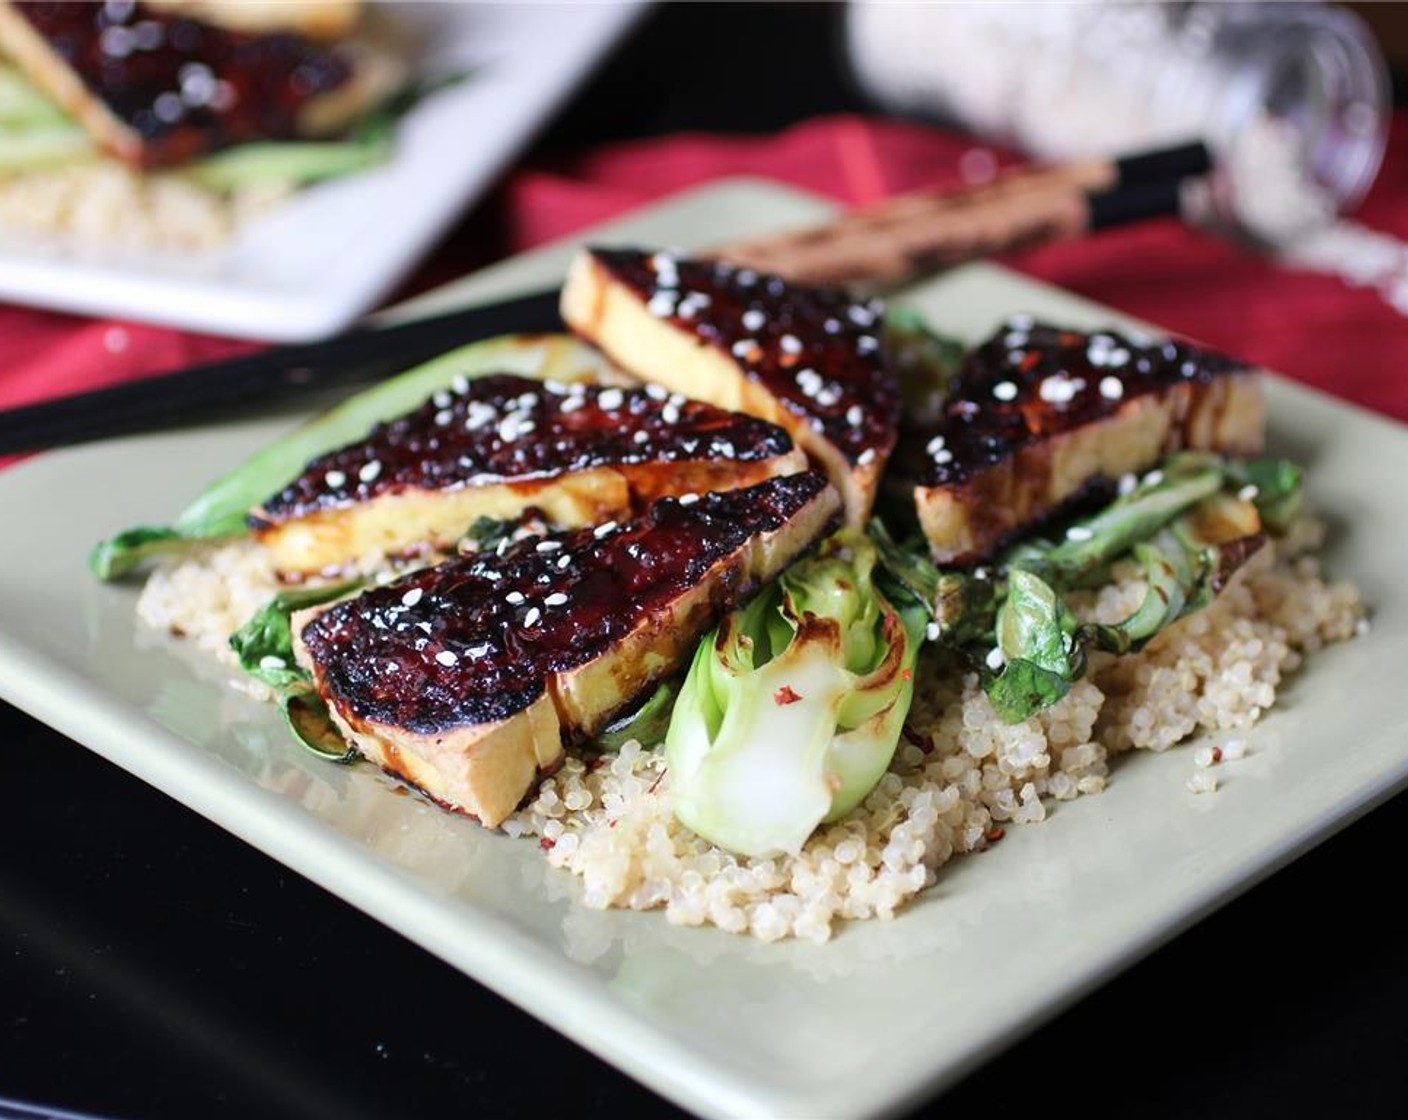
(845, 2), (1390, 244)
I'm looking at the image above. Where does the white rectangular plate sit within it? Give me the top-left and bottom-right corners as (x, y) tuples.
(0, 1), (643, 341)
(2, 180), (1406, 1120)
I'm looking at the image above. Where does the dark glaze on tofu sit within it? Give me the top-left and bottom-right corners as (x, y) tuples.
(252, 373), (798, 527)
(14, 0), (350, 165)
(589, 248), (901, 470)
(298, 471), (835, 736)
(902, 319), (1249, 487)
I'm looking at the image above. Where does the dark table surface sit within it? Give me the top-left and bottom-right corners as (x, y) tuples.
(4, 6), (1407, 1119)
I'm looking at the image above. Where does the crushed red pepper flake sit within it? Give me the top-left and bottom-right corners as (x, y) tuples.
(984, 826), (1006, 843)
(538, 837), (555, 851)
(773, 685), (804, 705)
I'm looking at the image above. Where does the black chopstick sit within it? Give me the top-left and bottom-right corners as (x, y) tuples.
(0, 286), (564, 457)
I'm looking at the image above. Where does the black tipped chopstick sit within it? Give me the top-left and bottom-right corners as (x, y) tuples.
(721, 140), (1214, 285)
(0, 286), (563, 458)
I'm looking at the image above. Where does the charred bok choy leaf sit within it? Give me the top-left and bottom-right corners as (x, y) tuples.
(229, 580), (363, 760)
(90, 335), (616, 580)
(874, 453), (1299, 724)
(665, 532), (928, 858)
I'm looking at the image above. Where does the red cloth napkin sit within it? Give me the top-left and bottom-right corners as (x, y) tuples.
(4, 112), (1407, 439)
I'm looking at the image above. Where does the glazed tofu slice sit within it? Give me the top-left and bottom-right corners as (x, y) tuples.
(0, 0), (394, 166)
(292, 472), (841, 827)
(560, 247), (901, 527)
(897, 320), (1265, 565)
(249, 372), (807, 576)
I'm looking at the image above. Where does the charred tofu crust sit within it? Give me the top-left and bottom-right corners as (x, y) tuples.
(899, 321), (1265, 565)
(2, 0), (354, 166)
(293, 472), (842, 825)
(250, 372), (807, 575)
(561, 247), (901, 527)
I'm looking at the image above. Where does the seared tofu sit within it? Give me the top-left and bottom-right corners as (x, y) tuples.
(292, 472), (841, 827)
(0, 0), (397, 166)
(250, 372), (807, 577)
(560, 247), (901, 527)
(898, 321), (1265, 565)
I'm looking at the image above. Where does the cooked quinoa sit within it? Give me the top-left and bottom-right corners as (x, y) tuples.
(0, 161), (288, 252)
(136, 514), (1366, 943)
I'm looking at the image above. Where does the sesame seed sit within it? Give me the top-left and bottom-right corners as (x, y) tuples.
(633, 430), (650, 444)
(324, 470), (346, 488)
(857, 335), (879, 353)
(736, 268), (758, 286)
(847, 404), (864, 426)
(1066, 526), (1094, 541)
(1099, 376), (1124, 400)
(358, 460), (382, 483)
(992, 381), (1019, 401)
(593, 521), (618, 537)
(560, 396), (584, 412)
(451, 374), (470, 394)
(857, 448), (877, 466)
(731, 339), (761, 360)
(678, 493), (700, 505)
(258, 654), (286, 671)
(505, 591), (525, 605)
(985, 646), (1006, 670)
(796, 368), (823, 397)
(597, 388), (624, 411)
(816, 387), (842, 407)
(848, 304), (876, 327)
(545, 592), (569, 606)
(925, 621), (941, 641)
(432, 391), (452, 408)
(926, 434), (947, 455)
(1144, 469), (1165, 486)
(645, 383), (668, 401)
(557, 554), (572, 569)
(523, 607), (542, 628)
(1038, 377), (1081, 404)
(742, 308), (766, 331)
(780, 334), (803, 354)
(824, 318), (842, 334)
(662, 404), (681, 425)
(1238, 484), (1260, 501)
(1118, 473), (1138, 496)
(934, 449), (953, 465)
(465, 401), (497, 429)
(536, 540), (562, 552)
(435, 409), (453, 426)
(1107, 347), (1131, 367)
(435, 650), (458, 666)
(401, 587), (423, 607)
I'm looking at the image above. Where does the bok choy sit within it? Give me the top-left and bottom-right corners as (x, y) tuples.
(875, 452), (1303, 724)
(665, 532), (927, 858)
